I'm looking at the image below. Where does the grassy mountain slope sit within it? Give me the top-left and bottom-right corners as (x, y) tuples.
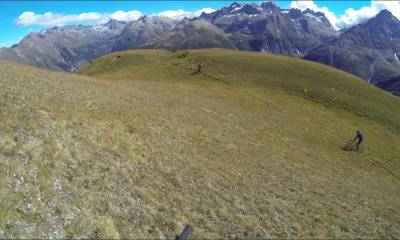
(81, 49), (400, 133)
(1, 49), (400, 239)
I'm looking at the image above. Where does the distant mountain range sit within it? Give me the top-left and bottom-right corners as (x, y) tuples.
(0, 16), (176, 71)
(0, 1), (399, 96)
(142, 2), (337, 55)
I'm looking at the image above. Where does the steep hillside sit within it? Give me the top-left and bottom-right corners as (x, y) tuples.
(81, 49), (400, 132)
(305, 10), (400, 93)
(1, 49), (400, 239)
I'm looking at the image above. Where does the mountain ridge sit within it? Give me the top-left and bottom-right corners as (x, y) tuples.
(304, 9), (400, 86)
(0, 16), (176, 71)
(0, 1), (337, 71)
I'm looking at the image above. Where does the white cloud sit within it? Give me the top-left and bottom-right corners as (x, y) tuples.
(289, 0), (400, 29)
(15, 11), (105, 27)
(155, 8), (215, 20)
(109, 10), (142, 22)
(339, 1), (400, 28)
(15, 10), (142, 27)
(15, 7), (215, 27)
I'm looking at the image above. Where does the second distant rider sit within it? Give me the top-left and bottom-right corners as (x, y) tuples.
(354, 130), (363, 149)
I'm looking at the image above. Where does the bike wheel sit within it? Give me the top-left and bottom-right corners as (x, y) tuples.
(344, 140), (355, 151)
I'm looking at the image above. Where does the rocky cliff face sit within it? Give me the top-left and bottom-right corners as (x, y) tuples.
(176, 2), (337, 56)
(305, 10), (400, 85)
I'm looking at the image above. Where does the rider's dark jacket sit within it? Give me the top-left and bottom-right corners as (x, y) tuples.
(354, 132), (363, 143)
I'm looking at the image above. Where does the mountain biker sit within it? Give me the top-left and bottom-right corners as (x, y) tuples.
(354, 130), (363, 149)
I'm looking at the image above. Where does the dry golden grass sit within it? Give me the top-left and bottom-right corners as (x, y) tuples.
(0, 49), (399, 239)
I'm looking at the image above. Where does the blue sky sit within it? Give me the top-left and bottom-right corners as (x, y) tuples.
(1, 1), (396, 47)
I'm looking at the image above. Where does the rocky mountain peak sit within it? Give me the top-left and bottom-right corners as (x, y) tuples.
(138, 15), (149, 23)
(199, 2), (258, 21)
(104, 19), (126, 29)
(287, 8), (303, 19)
(284, 7), (334, 30)
(358, 9), (400, 29)
(260, 1), (280, 12)
(220, 2), (262, 15)
(358, 9), (400, 35)
(303, 8), (318, 16)
(376, 9), (396, 20)
(228, 2), (242, 10)
(238, 4), (262, 15)
(302, 8), (325, 19)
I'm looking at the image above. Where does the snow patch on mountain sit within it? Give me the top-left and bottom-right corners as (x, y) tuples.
(93, 25), (106, 32)
(305, 13), (323, 23)
(231, 6), (244, 12)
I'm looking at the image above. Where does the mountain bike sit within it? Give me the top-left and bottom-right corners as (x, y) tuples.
(342, 139), (364, 153)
